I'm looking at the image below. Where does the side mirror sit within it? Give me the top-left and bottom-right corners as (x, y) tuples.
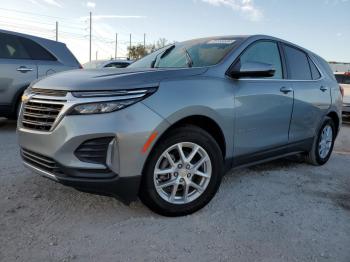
(229, 61), (276, 78)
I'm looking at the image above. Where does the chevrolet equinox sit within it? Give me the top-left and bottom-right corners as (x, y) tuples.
(18, 35), (342, 216)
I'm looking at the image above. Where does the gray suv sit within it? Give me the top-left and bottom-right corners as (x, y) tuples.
(0, 29), (81, 119)
(17, 35), (342, 216)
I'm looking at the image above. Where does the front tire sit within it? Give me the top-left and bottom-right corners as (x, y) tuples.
(140, 125), (223, 216)
(306, 117), (335, 166)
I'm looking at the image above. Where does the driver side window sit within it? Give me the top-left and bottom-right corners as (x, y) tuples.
(240, 41), (283, 79)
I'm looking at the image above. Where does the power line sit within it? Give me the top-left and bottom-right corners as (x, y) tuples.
(0, 7), (66, 20)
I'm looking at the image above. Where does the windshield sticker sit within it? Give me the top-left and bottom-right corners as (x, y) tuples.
(207, 39), (236, 45)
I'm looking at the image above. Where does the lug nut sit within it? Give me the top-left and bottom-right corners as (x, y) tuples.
(180, 178), (184, 183)
(186, 164), (190, 169)
(187, 173), (191, 178)
(174, 172), (178, 177)
(178, 164), (182, 168)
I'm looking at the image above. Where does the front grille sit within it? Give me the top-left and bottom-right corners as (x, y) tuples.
(31, 88), (67, 97)
(74, 137), (114, 165)
(21, 148), (62, 174)
(22, 101), (63, 131)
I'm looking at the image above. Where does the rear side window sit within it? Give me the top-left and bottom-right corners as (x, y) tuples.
(283, 45), (312, 80)
(308, 58), (321, 80)
(0, 33), (30, 59)
(20, 37), (56, 61)
(239, 41), (283, 79)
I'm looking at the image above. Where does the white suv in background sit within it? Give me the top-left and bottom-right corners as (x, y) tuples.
(335, 72), (350, 116)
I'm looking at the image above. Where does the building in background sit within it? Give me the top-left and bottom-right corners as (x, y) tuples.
(329, 62), (350, 72)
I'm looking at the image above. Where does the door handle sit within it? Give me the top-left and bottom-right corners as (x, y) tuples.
(320, 86), (328, 92)
(17, 66), (33, 73)
(280, 86), (293, 94)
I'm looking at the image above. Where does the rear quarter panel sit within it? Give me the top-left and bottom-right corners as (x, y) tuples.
(37, 61), (77, 78)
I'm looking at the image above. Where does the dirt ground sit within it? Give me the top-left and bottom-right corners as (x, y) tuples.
(0, 118), (349, 262)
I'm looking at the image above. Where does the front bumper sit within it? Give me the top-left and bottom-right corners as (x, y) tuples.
(18, 101), (168, 200)
(22, 159), (141, 202)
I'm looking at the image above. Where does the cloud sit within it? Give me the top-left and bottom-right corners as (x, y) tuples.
(201, 0), (263, 21)
(42, 0), (62, 7)
(79, 15), (147, 21)
(86, 1), (96, 8)
(27, 0), (62, 7)
(336, 32), (343, 37)
(325, 0), (349, 4)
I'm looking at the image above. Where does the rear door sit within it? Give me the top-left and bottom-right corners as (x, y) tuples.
(0, 33), (37, 107)
(19, 36), (62, 77)
(282, 44), (331, 142)
(232, 40), (294, 159)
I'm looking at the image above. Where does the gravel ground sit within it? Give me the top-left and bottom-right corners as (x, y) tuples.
(0, 118), (349, 262)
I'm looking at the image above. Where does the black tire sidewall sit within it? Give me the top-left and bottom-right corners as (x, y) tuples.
(140, 126), (223, 216)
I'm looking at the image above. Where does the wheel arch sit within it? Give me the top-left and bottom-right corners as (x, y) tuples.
(142, 114), (228, 176)
(161, 115), (227, 159)
(326, 111), (340, 136)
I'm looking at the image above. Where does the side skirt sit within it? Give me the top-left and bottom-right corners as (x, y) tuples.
(223, 138), (313, 172)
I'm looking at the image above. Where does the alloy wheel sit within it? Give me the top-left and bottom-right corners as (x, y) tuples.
(153, 142), (212, 204)
(318, 124), (333, 159)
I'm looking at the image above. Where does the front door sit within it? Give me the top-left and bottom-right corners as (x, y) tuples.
(0, 33), (37, 110)
(231, 41), (294, 160)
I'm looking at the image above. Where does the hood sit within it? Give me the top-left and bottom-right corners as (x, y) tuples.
(32, 67), (208, 91)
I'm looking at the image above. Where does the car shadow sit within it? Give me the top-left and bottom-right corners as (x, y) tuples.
(0, 118), (17, 129)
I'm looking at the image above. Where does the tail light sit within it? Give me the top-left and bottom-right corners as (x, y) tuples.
(339, 85), (344, 99)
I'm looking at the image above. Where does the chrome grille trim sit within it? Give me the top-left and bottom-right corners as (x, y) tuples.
(22, 101), (64, 131)
(21, 148), (62, 174)
(32, 88), (67, 97)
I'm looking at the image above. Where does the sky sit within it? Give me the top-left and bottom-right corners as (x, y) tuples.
(0, 0), (349, 64)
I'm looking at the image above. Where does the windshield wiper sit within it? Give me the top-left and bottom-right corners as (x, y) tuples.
(183, 47), (193, 68)
(151, 44), (175, 68)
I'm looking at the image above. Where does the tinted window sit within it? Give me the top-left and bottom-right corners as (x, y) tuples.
(105, 62), (129, 68)
(335, 74), (344, 83)
(284, 45), (312, 80)
(239, 41), (283, 79)
(0, 33), (30, 59)
(20, 37), (56, 61)
(309, 58), (321, 80)
(336, 74), (350, 84)
(344, 76), (350, 84)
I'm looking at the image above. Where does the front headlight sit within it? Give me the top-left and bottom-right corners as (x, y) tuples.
(68, 88), (157, 115)
(68, 99), (142, 115)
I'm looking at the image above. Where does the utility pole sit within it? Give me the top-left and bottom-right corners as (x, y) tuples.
(115, 33), (118, 59)
(89, 11), (92, 62)
(96, 50), (98, 61)
(143, 33), (146, 48)
(129, 33), (132, 59)
(55, 21), (58, 41)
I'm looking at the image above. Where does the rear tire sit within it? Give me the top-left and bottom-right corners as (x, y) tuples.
(306, 117), (335, 166)
(139, 125), (223, 216)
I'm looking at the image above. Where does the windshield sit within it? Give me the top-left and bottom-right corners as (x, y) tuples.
(129, 37), (242, 68)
